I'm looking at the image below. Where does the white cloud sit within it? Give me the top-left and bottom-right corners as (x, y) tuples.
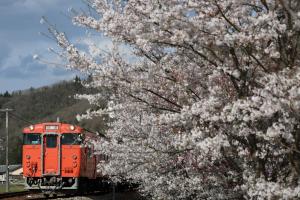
(11, 0), (72, 13)
(78, 35), (139, 63)
(1, 40), (50, 69)
(0, 0), (89, 92)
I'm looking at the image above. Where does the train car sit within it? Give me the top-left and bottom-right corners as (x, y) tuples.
(22, 122), (108, 196)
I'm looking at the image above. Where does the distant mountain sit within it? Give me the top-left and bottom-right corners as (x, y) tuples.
(0, 77), (107, 165)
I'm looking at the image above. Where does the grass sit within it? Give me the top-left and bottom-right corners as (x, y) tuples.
(0, 183), (26, 193)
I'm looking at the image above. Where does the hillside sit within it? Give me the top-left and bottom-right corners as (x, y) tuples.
(0, 77), (107, 164)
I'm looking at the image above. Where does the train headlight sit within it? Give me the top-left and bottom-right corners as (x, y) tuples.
(72, 155), (77, 160)
(29, 125), (34, 130)
(70, 125), (75, 131)
(26, 155), (31, 159)
(68, 178), (74, 184)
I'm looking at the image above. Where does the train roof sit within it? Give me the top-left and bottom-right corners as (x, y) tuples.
(23, 122), (105, 140)
(23, 122), (83, 134)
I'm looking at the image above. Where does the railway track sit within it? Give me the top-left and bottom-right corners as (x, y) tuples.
(28, 191), (109, 200)
(0, 186), (138, 199)
(0, 191), (73, 200)
(0, 191), (31, 199)
(1, 190), (142, 200)
(0, 190), (110, 200)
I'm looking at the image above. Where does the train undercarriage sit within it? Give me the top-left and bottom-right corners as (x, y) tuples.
(25, 176), (111, 197)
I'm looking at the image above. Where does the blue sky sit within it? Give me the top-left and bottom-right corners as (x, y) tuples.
(0, 0), (89, 93)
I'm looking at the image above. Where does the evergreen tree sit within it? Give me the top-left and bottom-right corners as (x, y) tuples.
(3, 91), (11, 98)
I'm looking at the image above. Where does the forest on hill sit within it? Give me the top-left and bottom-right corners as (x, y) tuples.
(0, 76), (107, 165)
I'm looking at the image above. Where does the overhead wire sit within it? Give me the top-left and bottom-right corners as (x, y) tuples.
(4, 111), (106, 138)
(9, 112), (34, 125)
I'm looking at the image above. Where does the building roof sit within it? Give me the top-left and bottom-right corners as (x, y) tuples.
(10, 167), (23, 176)
(0, 165), (22, 175)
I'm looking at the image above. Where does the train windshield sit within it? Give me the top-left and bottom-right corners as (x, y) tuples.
(61, 133), (82, 145)
(46, 135), (57, 148)
(23, 133), (41, 145)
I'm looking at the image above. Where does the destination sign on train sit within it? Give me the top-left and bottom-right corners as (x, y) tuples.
(45, 125), (59, 130)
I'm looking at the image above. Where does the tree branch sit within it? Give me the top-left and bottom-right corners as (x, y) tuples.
(143, 88), (183, 109)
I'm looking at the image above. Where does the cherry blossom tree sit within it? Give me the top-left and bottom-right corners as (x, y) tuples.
(48, 0), (300, 199)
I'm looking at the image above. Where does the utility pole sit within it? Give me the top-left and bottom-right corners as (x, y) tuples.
(0, 108), (13, 193)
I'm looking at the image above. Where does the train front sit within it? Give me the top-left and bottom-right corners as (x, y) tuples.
(22, 123), (83, 192)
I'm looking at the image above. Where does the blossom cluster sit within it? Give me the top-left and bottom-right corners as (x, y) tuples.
(51, 0), (300, 199)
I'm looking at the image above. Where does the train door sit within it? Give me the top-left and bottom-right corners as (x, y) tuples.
(42, 134), (60, 175)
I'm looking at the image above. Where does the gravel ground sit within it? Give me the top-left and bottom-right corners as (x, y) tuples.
(56, 191), (144, 200)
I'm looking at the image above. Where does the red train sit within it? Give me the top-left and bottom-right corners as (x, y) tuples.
(22, 122), (108, 196)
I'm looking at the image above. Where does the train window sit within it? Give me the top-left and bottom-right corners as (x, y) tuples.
(46, 135), (57, 148)
(23, 134), (41, 145)
(61, 133), (82, 145)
